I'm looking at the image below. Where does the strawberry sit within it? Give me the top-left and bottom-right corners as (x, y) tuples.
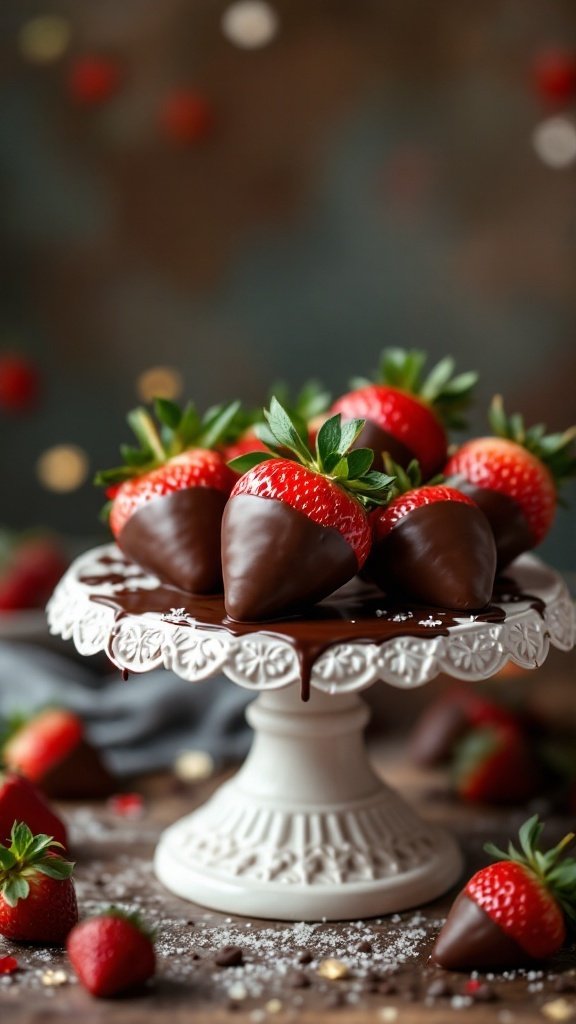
(445, 396), (576, 568)
(0, 353), (39, 412)
(67, 908), (156, 997)
(0, 772), (68, 848)
(0, 822), (77, 943)
(365, 459), (496, 609)
(3, 708), (115, 799)
(408, 685), (520, 767)
(95, 398), (240, 593)
(331, 349), (477, 478)
(453, 723), (541, 804)
(222, 398), (394, 621)
(0, 532), (68, 612)
(432, 815), (576, 969)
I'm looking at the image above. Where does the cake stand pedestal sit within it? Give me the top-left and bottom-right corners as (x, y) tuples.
(48, 545), (575, 921)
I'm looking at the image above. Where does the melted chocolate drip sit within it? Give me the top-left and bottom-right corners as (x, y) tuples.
(493, 575), (546, 618)
(92, 569), (506, 702)
(447, 477), (535, 569)
(353, 421), (415, 472)
(366, 501), (497, 610)
(221, 494), (358, 623)
(432, 891), (529, 970)
(118, 487), (229, 594)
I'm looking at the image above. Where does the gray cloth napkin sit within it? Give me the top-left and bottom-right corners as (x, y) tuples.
(0, 641), (252, 776)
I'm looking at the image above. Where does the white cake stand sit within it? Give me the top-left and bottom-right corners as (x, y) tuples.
(48, 544), (575, 921)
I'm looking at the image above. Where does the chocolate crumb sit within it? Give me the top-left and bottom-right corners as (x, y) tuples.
(297, 950), (313, 964)
(215, 945), (243, 967)
(290, 971), (311, 989)
(357, 940), (373, 953)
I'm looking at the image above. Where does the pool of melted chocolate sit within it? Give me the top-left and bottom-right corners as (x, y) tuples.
(85, 551), (537, 700)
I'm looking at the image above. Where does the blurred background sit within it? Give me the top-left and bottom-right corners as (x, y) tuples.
(1, 0), (575, 567)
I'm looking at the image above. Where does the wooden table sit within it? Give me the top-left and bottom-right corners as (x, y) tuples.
(2, 746), (575, 1024)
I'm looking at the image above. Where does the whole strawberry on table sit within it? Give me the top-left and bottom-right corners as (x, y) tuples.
(95, 398), (240, 593)
(433, 815), (576, 970)
(0, 822), (77, 944)
(331, 348), (477, 478)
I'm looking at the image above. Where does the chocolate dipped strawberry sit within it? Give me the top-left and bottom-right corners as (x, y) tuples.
(95, 398), (240, 592)
(408, 685), (520, 767)
(445, 396), (576, 568)
(222, 399), (393, 621)
(3, 708), (115, 800)
(365, 460), (497, 610)
(331, 348), (477, 478)
(0, 772), (68, 848)
(453, 722), (542, 804)
(432, 815), (576, 970)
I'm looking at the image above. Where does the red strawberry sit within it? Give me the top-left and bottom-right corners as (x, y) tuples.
(331, 349), (477, 478)
(95, 398), (240, 593)
(453, 723), (541, 804)
(445, 396), (576, 568)
(432, 815), (576, 969)
(365, 460), (496, 609)
(0, 772), (68, 848)
(3, 708), (115, 799)
(0, 822), (77, 944)
(0, 534), (68, 612)
(67, 909), (156, 997)
(0, 353), (39, 412)
(408, 685), (520, 767)
(222, 398), (393, 621)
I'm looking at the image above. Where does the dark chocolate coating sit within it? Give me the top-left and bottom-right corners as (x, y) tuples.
(446, 477), (535, 569)
(353, 420), (415, 472)
(40, 738), (116, 799)
(119, 487), (229, 594)
(221, 494), (358, 622)
(367, 501), (497, 610)
(432, 891), (529, 970)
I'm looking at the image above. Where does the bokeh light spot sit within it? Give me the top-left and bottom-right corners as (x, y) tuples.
(18, 15), (71, 65)
(37, 445), (89, 493)
(532, 116), (576, 169)
(221, 1), (279, 50)
(136, 366), (184, 403)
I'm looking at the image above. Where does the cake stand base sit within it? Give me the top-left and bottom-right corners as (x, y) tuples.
(154, 687), (462, 920)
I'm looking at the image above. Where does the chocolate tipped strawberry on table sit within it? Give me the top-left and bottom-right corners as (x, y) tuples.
(446, 396), (576, 568)
(0, 822), (77, 943)
(364, 459), (497, 610)
(2, 708), (115, 799)
(223, 398), (394, 621)
(0, 771), (68, 848)
(331, 348), (477, 477)
(95, 397), (240, 592)
(433, 815), (576, 970)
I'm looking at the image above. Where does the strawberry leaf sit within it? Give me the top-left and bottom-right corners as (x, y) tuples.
(2, 877), (29, 908)
(228, 452), (274, 474)
(154, 398), (182, 431)
(35, 857), (75, 880)
(264, 397), (312, 463)
(345, 448), (374, 479)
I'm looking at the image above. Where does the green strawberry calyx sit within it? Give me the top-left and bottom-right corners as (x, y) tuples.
(0, 822), (74, 908)
(489, 395), (576, 488)
(94, 906), (156, 942)
(352, 348), (478, 430)
(381, 454), (444, 499)
(94, 397), (241, 489)
(485, 814), (576, 926)
(228, 397), (395, 509)
(226, 380), (331, 446)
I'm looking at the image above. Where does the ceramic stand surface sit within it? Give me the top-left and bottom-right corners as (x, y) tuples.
(154, 686), (462, 920)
